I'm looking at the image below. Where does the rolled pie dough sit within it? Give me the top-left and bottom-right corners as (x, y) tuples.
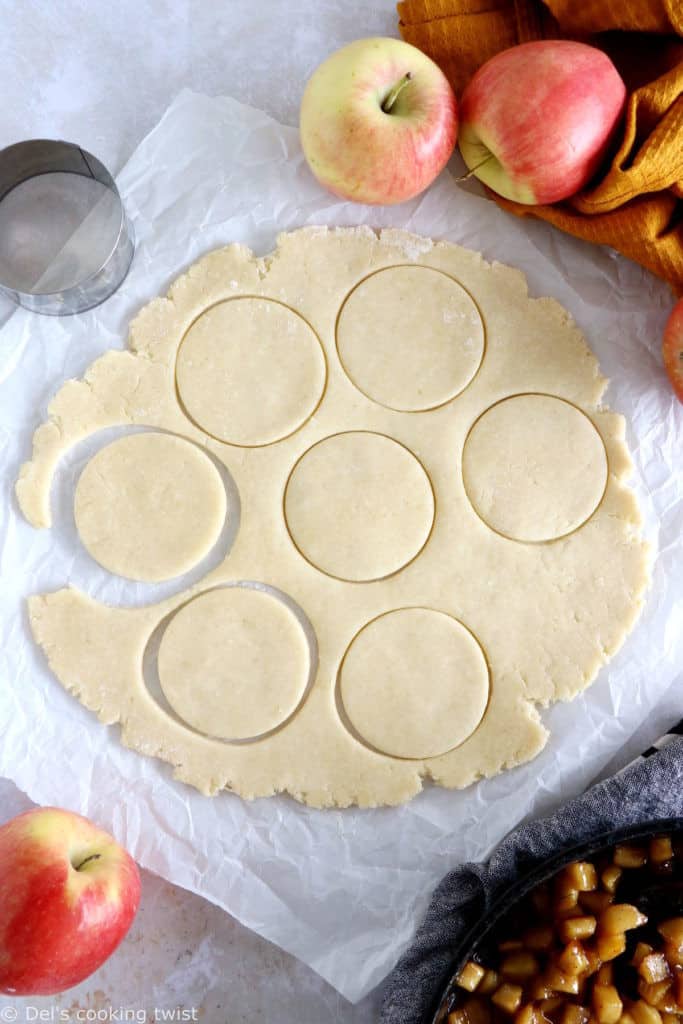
(336, 265), (485, 411)
(74, 432), (227, 581)
(157, 587), (310, 741)
(16, 227), (651, 808)
(462, 394), (609, 543)
(176, 297), (326, 446)
(284, 430), (435, 582)
(340, 608), (490, 760)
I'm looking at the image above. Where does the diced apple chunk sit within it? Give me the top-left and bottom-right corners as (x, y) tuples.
(639, 953), (671, 985)
(558, 940), (590, 977)
(560, 1006), (590, 1024)
(650, 839), (674, 865)
(597, 964), (615, 987)
(599, 904), (648, 935)
(500, 951), (539, 981)
(478, 970), (499, 996)
(492, 984), (523, 1014)
(457, 962), (486, 992)
(613, 845), (648, 869)
(633, 943), (655, 968)
(559, 916), (597, 942)
(601, 866), (623, 894)
(514, 1004), (537, 1024)
(582, 891), (615, 915)
(544, 966), (580, 995)
(659, 920), (683, 947)
(630, 1000), (663, 1024)
(593, 983), (623, 1024)
(560, 862), (598, 893)
(638, 979), (675, 1011)
(596, 932), (627, 962)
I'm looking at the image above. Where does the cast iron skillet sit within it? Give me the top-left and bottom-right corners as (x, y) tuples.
(428, 818), (683, 1024)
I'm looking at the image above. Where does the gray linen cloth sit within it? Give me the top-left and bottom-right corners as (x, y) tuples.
(380, 730), (683, 1024)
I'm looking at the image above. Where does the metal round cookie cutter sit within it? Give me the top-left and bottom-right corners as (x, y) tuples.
(0, 139), (134, 315)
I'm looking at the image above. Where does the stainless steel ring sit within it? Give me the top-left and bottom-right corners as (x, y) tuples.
(0, 139), (135, 316)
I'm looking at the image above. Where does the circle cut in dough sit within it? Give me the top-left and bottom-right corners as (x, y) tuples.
(284, 431), (435, 582)
(157, 587), (310, 741)
(336, 266), (485, 411)
(176, 298), (326, 446)
(340, 608), (490, 760)
(463, 394), (608, 543)
(74, 432), (227, 582)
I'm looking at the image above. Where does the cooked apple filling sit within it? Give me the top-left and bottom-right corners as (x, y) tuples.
(452, 839), (683, 1024)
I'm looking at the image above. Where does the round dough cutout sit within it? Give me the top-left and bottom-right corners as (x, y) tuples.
(158, 588), (310, 741)
(340, 608), (490, 759)
(176, 298), (326, 446)
(284, 431), (435, 582)
(74, 432), (227, 582)
(336, 266), (485, 411)
(462, 394), (608, 543)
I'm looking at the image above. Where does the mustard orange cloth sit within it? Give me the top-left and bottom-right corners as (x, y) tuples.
(398, 0), (683, 294)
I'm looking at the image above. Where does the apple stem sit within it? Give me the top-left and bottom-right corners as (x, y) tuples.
(381, 72), (413, 114)
(456, 154), (495, 182)
(74, 853), (102, 871)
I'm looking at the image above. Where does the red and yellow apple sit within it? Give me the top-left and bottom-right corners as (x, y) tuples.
(458, 40), (626, 205)
(0, 807), (141, 995)
(300, 37), (457, 205)
(663, 298), (683, 404)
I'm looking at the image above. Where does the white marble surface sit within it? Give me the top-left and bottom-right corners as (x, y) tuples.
(2, 2), (680, 1020)
(0, 0), (396, 169)
(0, 2), (398, 1020)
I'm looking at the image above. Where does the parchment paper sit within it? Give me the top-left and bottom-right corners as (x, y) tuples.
(0, 90), (681, 1003)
